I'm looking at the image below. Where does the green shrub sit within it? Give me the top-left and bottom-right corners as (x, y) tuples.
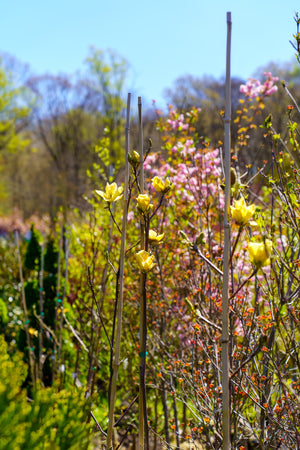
(0, 335), (93, 449)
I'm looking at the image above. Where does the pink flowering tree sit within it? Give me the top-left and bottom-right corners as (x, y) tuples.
(131, 72), (300, 447)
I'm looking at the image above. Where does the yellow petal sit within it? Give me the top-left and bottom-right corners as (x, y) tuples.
(137, 194), (152, 213)
(95, 182), (123, 202)
(149, 230), (165, 244)
(248, 239), (272, 268)
(231, 197), (256, 225)
(135, 250), (156, 272)
(152, 176), (171, 193)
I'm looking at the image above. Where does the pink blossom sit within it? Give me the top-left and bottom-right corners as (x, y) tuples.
(180, 139), (196, 157)
(143, 153), (159, 171)
(127, 211), (134, 222)
(167, 113), (189, 131)
(240, 72), (278, 99)
(240, 79), (263, 98)
(264, 85), (277, 96)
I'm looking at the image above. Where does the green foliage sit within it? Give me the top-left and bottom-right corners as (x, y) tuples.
(87, 133), (122, 191)
(290, 13), (300, 64)
(24, 225), (41, 271)
(0, 235), (22, 342)
(44, 237), (59, 273)
(0, 335), (30, 449)
(0, 65), (30, 154)
(86, 48), (128, 164)
(27, 387), (92, 450)
(0, 62), (32, 214)
(24, 280), (39, 311)
(0, 298), (8, 324)
(42, 275), (56, 328)
(0, 335), (93, 449)
(43, 236), (59, 330)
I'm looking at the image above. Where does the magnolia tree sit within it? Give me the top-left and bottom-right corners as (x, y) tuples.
(64, 69), (300, 449)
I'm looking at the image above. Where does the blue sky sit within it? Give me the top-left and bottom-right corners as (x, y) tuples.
(1, 0), (299, 108)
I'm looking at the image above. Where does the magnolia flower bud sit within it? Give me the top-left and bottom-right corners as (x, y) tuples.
(128, 150), (140, 167)
(137, 194), (153, 213)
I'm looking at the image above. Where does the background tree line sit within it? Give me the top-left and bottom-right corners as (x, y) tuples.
(0, 48), (299, 222)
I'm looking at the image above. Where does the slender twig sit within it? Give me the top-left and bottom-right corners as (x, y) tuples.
(228, 269), (257, 302)
(230, 341), (263, 379)
(150, 192), (165, 220)
(115, 426), (133, 450)
(87, 267), (112, 350)
(90, 411), (107, 437)
(62, 312), (89, 352)
(170, 374), (180, 450)
(125, 239), (141, 255)
(195, 311), (222, 332)
(230, 225), (243, 262)
(193, 244), (223, 277)
(108, 204), (122, 234)
(113, 395), (138, 427)
(270, 125), (300, 170)
(33, 307), (59, 345)
(282, 81), (300, 116)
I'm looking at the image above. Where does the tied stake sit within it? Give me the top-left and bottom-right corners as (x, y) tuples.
(139, 351), (148, 358)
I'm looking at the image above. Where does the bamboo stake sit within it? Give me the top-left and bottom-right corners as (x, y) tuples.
(15, 230), (36, 385)
(53, 224), (64, 382)
(138, 96), (149, 450)
(106, 92), (131, 450)
(57, 231), (70, 378)
(138, 97), (145, 448)
(138, 97), (144, 197)
(221, 11), (232, 450)
(39, 241), (44, 381)
(139, 274), (148, 450)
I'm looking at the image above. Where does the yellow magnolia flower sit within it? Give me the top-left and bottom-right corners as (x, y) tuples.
(152, 176), (171, 193)
(135, 250), (156, 273)
(230, 197), (256, 226)
(148, 229), (164, 245)
(28, 327), (38, 337)
(57, 308), (69, 314)
(248, 239), (272, 268)
(95, 182), (123, 203)
(137, 193), (153, 213)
